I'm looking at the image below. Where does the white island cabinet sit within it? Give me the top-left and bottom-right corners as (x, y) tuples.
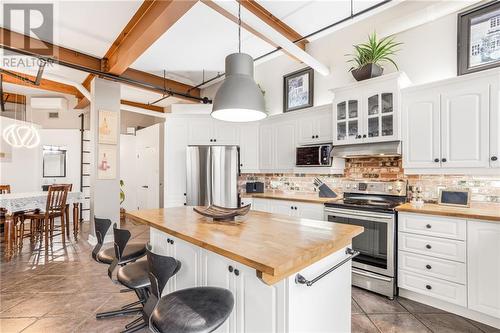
(130, 207), (362, 333)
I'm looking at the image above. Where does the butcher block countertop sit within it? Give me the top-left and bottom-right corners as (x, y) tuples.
(241, 192), (341, 204)
(126, 207), (363, 285)
(396, 202), (500, 222)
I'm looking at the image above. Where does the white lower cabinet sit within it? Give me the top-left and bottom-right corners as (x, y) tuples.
(250, 198), (325, 221)
(151, 227), (352, 333)
(468, 221), (500, 319)
(398, 213), (500, 325)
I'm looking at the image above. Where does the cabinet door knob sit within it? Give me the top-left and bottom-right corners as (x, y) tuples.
(311, 135), (315, 139)
(315, 135), (319, 138)
(426, 244), (432, 249)
(209, 139), (213, 142)
(362, 134), (367, 138)
(356, 135), (361, 139)
(167, 239), (171, 244)
(491, 156), (498, 161)
(426, 224), (432, 229)
(240, 164), (243, 167)
(171, 239), (174, 244)
(426, 285), (432, 290)
(426, 264), (432, 270)
(228, 265), (234, 273)
(434, 158), (439, 163)
(183, 203), (187, 206)
(234, 269), (240, 276)
(214, 139), (217, 142)
(441, 158), (447, 162)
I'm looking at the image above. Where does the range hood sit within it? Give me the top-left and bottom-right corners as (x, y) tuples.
(332, 141), (402, 158)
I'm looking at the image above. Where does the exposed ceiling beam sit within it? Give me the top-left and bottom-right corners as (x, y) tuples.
(106, 0), (197, 75)
(1, 69), (83, 97)
(200, 0), (282, 50)
(2, 92), (26, 105)
(120, 99), (164, 113)
(0, 28), (103, 71)
(213, 1), (329, 75)
(0, 28), (202, 108)
(238, 0), (308, 50)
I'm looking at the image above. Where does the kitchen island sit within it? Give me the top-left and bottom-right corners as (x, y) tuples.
(127, 207), (363, 333)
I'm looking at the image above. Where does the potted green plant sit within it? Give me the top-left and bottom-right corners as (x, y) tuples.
(347, 32), (402, 81)
(120, 179), (126, 223)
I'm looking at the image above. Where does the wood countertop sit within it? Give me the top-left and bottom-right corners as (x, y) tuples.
(396, 202), (500, 222)
(241, 192), (341, 204)
(126, 207), (363, 285)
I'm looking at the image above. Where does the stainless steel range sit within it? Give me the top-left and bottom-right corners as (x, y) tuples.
(324, 180), (407, 299)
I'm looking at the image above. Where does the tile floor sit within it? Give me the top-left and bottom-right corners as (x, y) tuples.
(1, 220), (499, 333)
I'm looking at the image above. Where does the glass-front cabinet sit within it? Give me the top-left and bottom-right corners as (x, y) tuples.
(335, 98), (360, 145)
(332, 73), (408, 146)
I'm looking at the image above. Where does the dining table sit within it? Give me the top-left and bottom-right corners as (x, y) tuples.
(0, 191), (84, 257)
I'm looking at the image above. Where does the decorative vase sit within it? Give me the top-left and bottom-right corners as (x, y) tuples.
(351, 63), (384, 81)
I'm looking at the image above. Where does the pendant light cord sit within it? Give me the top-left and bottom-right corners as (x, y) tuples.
(238, 2), (241, 53)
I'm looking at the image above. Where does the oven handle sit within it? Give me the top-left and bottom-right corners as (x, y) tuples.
(324, 208), (394, 223)
(352, 268), (392, 282)
(295, 248), (360, 287)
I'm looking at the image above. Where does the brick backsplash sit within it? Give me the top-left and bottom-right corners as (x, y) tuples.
(239, 157), (500, 203)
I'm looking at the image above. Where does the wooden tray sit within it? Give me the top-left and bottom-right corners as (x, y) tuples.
(193, 204), (251, 221)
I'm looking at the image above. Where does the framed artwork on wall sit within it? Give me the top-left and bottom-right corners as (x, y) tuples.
(97, 144), (117, 180)
(98, 110), (118, 144)
(458, 1), (500, 75)
(283, 67), (314, 112)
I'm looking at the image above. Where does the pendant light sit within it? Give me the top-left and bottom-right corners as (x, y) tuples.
(211, 3), (266, 122)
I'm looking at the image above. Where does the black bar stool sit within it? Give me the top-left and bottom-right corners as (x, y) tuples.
(91, 218), (148, 320)
(145, 243), (234, 333)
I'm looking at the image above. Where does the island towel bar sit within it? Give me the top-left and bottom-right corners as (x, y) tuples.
(294, 248), (360, 287)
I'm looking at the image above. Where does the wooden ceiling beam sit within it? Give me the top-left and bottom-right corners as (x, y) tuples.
(238, 0), (308, 50)
(0, 28), (103, 71)
(2, 70), (82, 97)
(120, 99), (164, 113)
(105, 0), (197, 75)
(2, 92), (26, 105)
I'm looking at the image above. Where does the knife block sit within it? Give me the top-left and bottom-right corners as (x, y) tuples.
(318, 183), (337, 198)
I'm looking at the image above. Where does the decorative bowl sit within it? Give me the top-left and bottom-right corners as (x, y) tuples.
(193, 204), (251, 221)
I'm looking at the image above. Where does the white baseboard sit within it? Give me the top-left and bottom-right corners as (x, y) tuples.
(399, 289), (500, 329)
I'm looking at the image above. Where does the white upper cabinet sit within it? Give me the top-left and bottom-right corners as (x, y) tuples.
(259, 118), (296, 172)
(402, 91), (441, 169)
(296, 105), (333, 145)
(239, 123), (260, 173)
(187, 116), (238, 145)
(440, 81), (490, 168)
(332, 72), (409, 146)
(402, 69), (499, 173)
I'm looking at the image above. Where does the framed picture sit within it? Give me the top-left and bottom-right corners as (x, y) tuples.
(458, 1), (500, 75)
(283, 67), (314, 112)
(98, 110), (118, 144)
(97, 144), (117, 180)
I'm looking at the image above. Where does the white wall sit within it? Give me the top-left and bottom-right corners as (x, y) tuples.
(120, 134), (138, 211)
(0, 117), (41, 192)
(202, 1), (468, 115)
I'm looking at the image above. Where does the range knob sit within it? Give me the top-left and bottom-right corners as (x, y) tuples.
(387, 185), (393, 191)
(345, 184), (351, 189)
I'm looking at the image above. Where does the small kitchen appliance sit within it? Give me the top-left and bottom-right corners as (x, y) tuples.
(296, 144), (332, 167)
(324, 180), (407, 299)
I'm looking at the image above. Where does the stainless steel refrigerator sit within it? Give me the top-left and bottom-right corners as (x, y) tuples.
(186, 146), (239, 208)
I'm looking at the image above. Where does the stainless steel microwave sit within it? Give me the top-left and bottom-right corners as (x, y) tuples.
(296, 145), (333, 167)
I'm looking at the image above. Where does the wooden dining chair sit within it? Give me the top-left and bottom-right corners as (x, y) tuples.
(0, 185), (10, 194)
(22, 184), (70, 247)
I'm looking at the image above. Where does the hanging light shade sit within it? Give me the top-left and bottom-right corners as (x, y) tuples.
(211, 53), (266, 122)
(2, 123), (40, 149)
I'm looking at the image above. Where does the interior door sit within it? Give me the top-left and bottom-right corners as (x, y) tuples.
(137, 146), (159, 209)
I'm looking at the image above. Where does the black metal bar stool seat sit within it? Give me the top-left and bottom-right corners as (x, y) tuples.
(150, 287), (234, 333)
(97, 243), (146, 265)
(117, 260), (150, 290)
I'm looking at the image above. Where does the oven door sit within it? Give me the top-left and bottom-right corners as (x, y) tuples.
(324, 207), (395, 277)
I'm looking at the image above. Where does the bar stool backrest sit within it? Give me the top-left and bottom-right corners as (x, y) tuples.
(108, 225), (132, 279)
(92, 217), (112, 261)
(143, 243), (181, 326)
(0, 185), (11, 194)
